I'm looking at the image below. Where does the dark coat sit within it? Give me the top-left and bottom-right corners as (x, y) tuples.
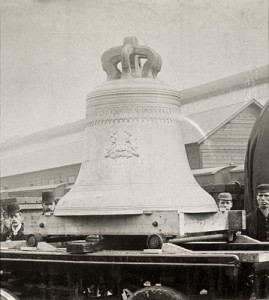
(244, 100), (269, 213)
(1, 224), (25, 242)
(246, 209), (269, 241)
(0, 225), (10, 241)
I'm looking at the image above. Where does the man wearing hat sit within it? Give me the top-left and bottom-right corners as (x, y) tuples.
(218, 192), (233, 212)
(42, 191), (56, 214)
(1, 203), (25, 241)
(246, 184), (269, 241)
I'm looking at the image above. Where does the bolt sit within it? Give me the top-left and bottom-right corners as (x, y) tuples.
(152, 221), (158, 227)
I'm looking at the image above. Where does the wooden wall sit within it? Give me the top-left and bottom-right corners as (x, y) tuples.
(200, 104), (260, 168)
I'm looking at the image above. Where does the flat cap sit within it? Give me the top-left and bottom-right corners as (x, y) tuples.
(42, 190), (55, 204)
(257, 184), (269, 193)
(218, 192), (232, 201)
(6, 202), (21, 215)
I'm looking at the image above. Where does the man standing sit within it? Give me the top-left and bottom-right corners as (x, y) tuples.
(218, 193), (233, 212)
(42, 191), (56, 214)
(246, 184), (269, 241)
(1, 203), (25, 241)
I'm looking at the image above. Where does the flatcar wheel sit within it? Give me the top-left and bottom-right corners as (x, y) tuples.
(26, 234), (43, 247)
(129, 286), (188, 300)
(146, 234), (166, 249)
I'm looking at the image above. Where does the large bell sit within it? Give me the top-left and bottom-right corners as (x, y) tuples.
(54, 37), (218, 216)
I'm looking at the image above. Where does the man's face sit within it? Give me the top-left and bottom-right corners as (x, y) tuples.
(9, 212), (23, 227)
(218, 200), (233, 211)
(257, 192), (269, 210)
(42, 202), (55, 213)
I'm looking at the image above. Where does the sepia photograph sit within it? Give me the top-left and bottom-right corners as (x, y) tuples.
(0, 0), (269, 299)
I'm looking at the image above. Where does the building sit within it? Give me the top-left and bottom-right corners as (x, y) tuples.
(1, 65), (268, 195)
(182, 99), (263, 169)
(192, 166), (236, 186)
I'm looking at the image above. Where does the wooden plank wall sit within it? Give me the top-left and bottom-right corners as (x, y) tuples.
(200, 105), (260, 168)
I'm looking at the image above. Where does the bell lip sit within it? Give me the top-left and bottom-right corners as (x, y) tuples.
(54, 209), (144, 216)
(53, 206), (219, 216)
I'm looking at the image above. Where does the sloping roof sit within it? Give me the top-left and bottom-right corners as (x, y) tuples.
(0, 183), (66, 193)
(230, 164), (244, 173)
(1, 130), (85, 177)
(0, 119), (86, 151)
(179, 65), (268, 104)
(182, 99), (262, 144)
(192, 166), (235, 176)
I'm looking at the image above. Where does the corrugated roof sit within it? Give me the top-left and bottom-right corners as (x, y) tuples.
(0, 119), (86, 151)
(1, 131), (85, 177)
(179, 65), (268, 104)
(181, 100), (262, 144)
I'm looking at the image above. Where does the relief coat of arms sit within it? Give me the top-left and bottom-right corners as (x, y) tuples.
(105, 130), (139, 159)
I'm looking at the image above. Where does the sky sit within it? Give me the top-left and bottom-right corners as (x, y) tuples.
(1, 0), (268, 142)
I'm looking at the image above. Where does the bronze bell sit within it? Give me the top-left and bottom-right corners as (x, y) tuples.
(54, 37), (218, 217)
